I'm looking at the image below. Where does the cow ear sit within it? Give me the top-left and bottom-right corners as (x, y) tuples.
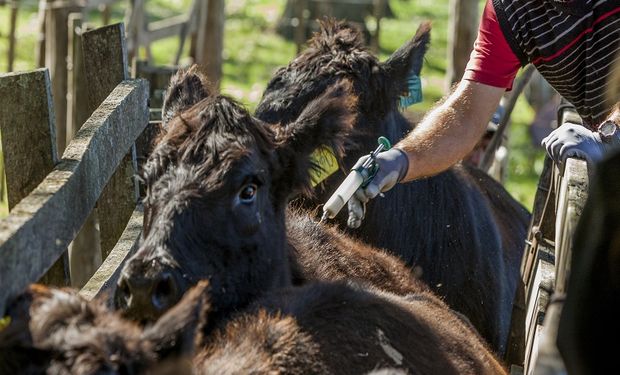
(142, 281), (211, 360)
(379, 22), (430, 98)
(162, 65), (211, 127)
(272, 80), (357, 200)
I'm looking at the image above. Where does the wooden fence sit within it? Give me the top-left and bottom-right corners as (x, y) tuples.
(506, 105), (589, 374)
(0, 22), (150, 314)
(2, 0), (213, 209)
(125, 0), (224, 84)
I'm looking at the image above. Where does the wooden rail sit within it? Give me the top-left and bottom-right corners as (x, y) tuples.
(80, 204), (144, 302)
(0, 79), (148, 314)
(529, 158), (588, 374)
(508, 104), (589, 375)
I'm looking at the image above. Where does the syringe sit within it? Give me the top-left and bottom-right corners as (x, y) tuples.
(320, 136), (391, 222)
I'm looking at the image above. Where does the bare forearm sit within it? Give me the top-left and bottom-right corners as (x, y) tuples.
(396, 80), (505, 181)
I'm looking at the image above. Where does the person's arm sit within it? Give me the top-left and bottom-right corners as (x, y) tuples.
(345, 0), (521, 228)
(345, 81), (505, 229)
(396, 80), (505, 181)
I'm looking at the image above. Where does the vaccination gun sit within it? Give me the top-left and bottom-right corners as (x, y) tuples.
(320, 136), (392, 222)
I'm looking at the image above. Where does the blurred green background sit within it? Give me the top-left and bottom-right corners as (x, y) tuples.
(0, 0), (546, 217)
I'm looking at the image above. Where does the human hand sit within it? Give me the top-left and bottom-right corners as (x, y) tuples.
(347, 148), (409, 228)
(541, 123), (618, 167)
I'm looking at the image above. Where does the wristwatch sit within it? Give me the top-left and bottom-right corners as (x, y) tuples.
(598, 119), (619, 142)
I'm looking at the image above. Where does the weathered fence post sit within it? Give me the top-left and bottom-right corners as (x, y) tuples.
(35, 0), (46, 67)
(0, 69), (69, 286)
(82, 23), (141, 267)
(446, 0), (480, 90)
(101, 3), (111, 25)
(196, 0), (224, 86)
(292, 0), (307, 54)
(124, 0), (145, 61)
(7, 0), (19, 72)
(45, 0), (81, 153)
(370, 0), (386, 53)
(67, 13), (89, 146)
(132, 61), (176, 194)
(67, 13), (103, 288)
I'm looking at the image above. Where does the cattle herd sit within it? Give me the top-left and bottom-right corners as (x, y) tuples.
(0, 19), (615, 374)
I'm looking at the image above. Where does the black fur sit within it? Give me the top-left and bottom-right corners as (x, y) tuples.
(255, 19), (530, 355)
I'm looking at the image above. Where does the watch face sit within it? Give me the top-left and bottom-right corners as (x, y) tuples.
(599, 121), (617, 138)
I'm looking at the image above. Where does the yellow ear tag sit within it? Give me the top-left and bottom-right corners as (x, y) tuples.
(0, 316), (11, 332)
(309, 146), (339, 187)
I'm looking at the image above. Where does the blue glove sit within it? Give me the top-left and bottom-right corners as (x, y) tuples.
(541, 123), (620, 167)
(347, 148), (409, 228)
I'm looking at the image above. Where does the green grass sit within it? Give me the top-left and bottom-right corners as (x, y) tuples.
(0, 0), (544, 215)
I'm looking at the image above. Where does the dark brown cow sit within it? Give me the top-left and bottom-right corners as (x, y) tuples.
(255, 19), (530, 355)
(0, 284), (166, 374)
(111, 67), (507, 373)
(115, 70), (424, 326)
(1, 281), (507, 374)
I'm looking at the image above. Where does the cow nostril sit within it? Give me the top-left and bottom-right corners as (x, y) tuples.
(151, 272), (177, 311)
(115, 278), (132, 310)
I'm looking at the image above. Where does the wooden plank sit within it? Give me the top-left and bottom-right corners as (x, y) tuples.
(0, 68), (69, 287)
(506, 155), (555, 367)
(196, 0), (224, 86)
(67, 14), (103, 288)
(101, 4), (111, 24)
(132, 61), (174, 195)
(175, 0), (201, 65)
(7, 0), (19, 72)
(369, 0), (385, 53)
(80, 205), (143, 302)
(529, 299), (567, 374)
(45, 0), (82, 153)
(292, 0), (307, 54)
(82, 23), (130, 109)
(98, 151), (138, 257)
(35, 0), (46, 68)
(554, 158), (588, 294)
(446, 0), (479, 89)
(124, 0), (145, 60)
(133, 60), (178, 109)
(0, 69), (58, 211)
(67, 13), (89, 146)
(0, 79), (149, 315)
(84, 0), (117, 9)
(523, 256), (554, 375)
(82, 23), (141, 261)
(143, 14), (189, 44)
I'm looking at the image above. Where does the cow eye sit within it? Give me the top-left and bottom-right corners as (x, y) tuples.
(239, 184), (257, 203)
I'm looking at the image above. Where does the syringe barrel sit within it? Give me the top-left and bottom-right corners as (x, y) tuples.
(322, 171), (364, 219)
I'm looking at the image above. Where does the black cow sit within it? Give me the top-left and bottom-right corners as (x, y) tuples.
(111, 68), (507, 373)
(255, 19), (531, 354)
(1, 280), (507, 374)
